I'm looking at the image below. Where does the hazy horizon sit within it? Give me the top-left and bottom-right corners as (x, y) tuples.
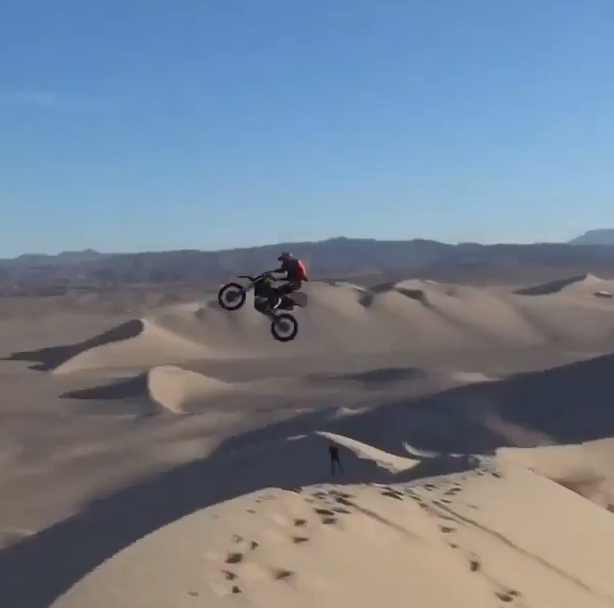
(4, 231), (612, 259)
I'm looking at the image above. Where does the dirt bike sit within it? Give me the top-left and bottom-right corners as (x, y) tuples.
(216, 272), (306, 342)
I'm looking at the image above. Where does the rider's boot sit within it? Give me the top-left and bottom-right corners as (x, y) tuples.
(268, 288), (282, 311)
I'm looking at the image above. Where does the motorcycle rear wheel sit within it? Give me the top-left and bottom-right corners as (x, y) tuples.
(217, 282), (247, 311)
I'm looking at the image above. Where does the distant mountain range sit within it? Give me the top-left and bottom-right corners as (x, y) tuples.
(3, 233), (614, 295)
(568, 229), (614, 246)
(5, 249), (111, 268)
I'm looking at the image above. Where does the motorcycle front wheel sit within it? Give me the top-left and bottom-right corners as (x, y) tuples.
(270, 313), (299, 342)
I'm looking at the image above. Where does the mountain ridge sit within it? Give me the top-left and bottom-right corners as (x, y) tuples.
(569, 229), (614, 246)
(3, 235), (614, 294)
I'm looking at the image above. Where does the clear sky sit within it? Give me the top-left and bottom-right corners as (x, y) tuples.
(1, 0), (614, 256)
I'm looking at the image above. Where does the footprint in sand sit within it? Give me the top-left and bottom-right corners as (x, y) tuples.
(209, 578), (242, 597)
(211, 536), (263, 596)
(380, 488), (405, 501)
(330, 490), (354, 499)
(288, 517), (311, 544)
(224, 552), (245, 565)
(292, 536), (310, 544)
(272, 568), (295, 581)
(224, 536), (259, 565)
(468, 554), (481, 572)
(314, 508), (336, 515)
(495, 589), (520, 602)
(314, 507), (340, 525)
(331, 494), (354, 508)
(221, 570), (238, 581)
(214, 548), (298, 595)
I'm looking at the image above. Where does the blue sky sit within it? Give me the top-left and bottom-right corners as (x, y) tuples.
(1, 0), (614, 256)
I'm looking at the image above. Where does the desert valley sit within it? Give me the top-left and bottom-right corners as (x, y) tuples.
(2, 259), (614, 607)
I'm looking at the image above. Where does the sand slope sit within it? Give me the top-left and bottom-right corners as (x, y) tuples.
(498, 439), (614, 508)
(50, 442), (614, 608)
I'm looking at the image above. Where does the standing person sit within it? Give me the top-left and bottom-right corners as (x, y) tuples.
(328, 444), (344, 476)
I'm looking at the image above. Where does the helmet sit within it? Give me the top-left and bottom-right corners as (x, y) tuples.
(278, 251), (294, 262)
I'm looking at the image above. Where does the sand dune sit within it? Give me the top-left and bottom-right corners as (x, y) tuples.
(2, 318), (214, 375)
(50, 436), (614, 608)
(7, 275), (614, 376)
(62, 365), (242, 414)
(147, 366), (237, 413)
(6, 274), (614, 608)
(53, 319), (221, 374)
(24, 344), (614, 608)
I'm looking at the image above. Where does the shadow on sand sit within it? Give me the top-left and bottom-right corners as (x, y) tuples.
(1, 319), (144, 372)
(307, 366), (428, 387)
(2, 351), (614, 606)
(60, 373), (149, 401)
(514, 275), (587, 296)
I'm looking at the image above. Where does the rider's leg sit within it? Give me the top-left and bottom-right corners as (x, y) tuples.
(271, 281), (301, 309)
(254, 295), (270, 313)
(268, 283), (284, 310)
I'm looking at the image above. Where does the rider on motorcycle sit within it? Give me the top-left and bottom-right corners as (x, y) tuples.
(267, 252), (308, 310)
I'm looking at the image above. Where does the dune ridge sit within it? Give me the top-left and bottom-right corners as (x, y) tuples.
(9, 276), (614, 375)
(515, 273), (614, 297)
(53, 319), (213, 375)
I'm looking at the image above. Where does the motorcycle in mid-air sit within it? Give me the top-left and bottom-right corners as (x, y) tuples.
(216, 272), (306, 342)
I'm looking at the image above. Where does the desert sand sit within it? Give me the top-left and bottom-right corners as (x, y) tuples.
(2, 274), (614, 607)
